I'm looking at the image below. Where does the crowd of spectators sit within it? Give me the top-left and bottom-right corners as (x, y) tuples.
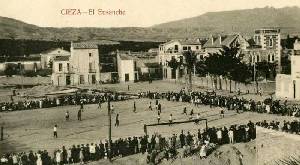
(138, 90), (300, 117)
(0, 92), (131, 112)
(0, 121), (256, 165)
(256, 119), (300, 134)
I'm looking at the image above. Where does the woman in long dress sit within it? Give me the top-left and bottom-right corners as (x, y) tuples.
(36, 153), (42, 165)
(199, 144), (207, 159)
(79, 148), (84, 164)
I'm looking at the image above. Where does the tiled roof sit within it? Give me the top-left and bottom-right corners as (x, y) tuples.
(72, 40), (120, 49)
(179, 39), (202, 45)
(54, 56), (70, 61)
(203, 35), (239, 48)
(161, 39), (202, 46)
(40, 48), (70, 54)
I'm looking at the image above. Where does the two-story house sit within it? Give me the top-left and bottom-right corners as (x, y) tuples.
(241, 28), (281, 71)
(51, 40), (119, 86)
(117, 52), (139, 82)
(158, 39), (202, 80)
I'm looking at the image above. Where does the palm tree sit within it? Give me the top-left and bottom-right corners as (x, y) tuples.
(183, 50), (198, 91)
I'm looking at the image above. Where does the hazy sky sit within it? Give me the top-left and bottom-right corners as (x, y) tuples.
(1, 0), (300, 27)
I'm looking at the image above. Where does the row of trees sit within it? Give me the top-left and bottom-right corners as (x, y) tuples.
(168, 46), (277, 92)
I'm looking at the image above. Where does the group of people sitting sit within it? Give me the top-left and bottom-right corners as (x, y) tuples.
(138, 90), (300, 117)
(1, 121), (256, 165)
(0, 92), (130, 112)
(256, 119), (300, 134)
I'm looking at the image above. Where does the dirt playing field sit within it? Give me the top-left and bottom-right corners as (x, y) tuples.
(0, 95), (297, 164)
(0, 79), (293, 165)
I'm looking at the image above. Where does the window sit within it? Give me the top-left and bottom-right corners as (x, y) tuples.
(67, 63), (70, 71)
(80, 75), (85, 84)
(256, 55), (260, 62)
(174, 45), (178, 51)
(89, 53), (92, 57)
(183, 46), (187, 50)
(196, 46), (199, 50)
(272, 55), (275, 61)
(125, 73), (129, 82)
(269, 38), (273, 47)
(188, 46), (191, 50)
(59, 63), (62, 71)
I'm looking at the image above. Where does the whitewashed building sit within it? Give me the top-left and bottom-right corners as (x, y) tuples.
(117, 53), (138, 82)
(158, 39), (202, 80)
(51, 40), (119, 86)
(276, 39), (300, 99)
(40, 48), (70, 69)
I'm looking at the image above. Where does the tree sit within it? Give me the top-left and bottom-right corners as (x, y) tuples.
(205, 47), (252, 91)
(167, 57), (180, 79)
(195, 59), (207, 77)
(256, 61), (277, 81)
(183, 50), (198, 90)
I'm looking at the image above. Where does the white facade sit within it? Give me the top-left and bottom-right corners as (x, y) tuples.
(117, 54), (138, 82)
(51, 41), (113, 86)
(158, 39), (202, 80)
(276, 39), (300, 99)
(70, 45), (100, 85)
(40, 48), (70, 69)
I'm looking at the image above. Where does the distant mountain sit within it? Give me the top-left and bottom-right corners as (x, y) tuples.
(1, 6), (300, 41)
(153, 6), (300, 36)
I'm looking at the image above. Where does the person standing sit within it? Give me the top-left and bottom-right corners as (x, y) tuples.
(169, 114), (173, 126)
(157, 113), (160, 124)
(98, 100), (102, 109)
(158, 103), (162, 113)
(53, 124), (58, 138)
(195, 113), (200, 124)
(115, 114), (119, 127)
(149, 102), (152, 111)
(220, 109), (225, 118)
(77, 109), (82, 121)
(182, 107), (187, 115)
(217, 128), (222, 144)
(133, 101), (136, 113)
(65, 111), (70, 121)
(80, 101), (84, 112)
(229, 128), (234, 144)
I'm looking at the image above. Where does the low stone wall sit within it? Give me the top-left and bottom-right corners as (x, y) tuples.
(167, 76), (275, 94)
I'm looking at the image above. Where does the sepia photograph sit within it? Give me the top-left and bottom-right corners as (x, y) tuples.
(0, 0), (300, 164)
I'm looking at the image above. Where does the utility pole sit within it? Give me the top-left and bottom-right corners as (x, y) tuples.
(254, 62), (259, 94)
(107, 96), (112, 161)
